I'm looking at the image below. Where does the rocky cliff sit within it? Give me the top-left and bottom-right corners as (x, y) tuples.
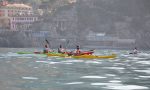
(1, 0), (150, 49)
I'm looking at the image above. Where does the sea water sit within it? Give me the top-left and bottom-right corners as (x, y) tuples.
(0, 48), (150, 90)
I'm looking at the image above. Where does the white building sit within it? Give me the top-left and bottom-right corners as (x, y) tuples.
(0, 0), (38, 30)
(86, 31), (118, 41)
(85, 31), (136, 49)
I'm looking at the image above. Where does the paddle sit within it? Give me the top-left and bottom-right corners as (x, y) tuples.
(64, 40), (70, 52)
(89, 49), (95, 51)
(45, 39), (52, 52)
(45, 39), (49, 45)
(65, 40), (70, 49)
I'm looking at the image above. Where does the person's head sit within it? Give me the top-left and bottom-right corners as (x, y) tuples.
(135, 47), (137, 50)
(76, 45), (80, 50)
(45, 45), (48, 48)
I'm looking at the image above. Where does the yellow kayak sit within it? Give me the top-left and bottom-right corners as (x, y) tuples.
(72, 54), (117, 59)
(47, 53), (117, 59)
(46, 53), (68, 57)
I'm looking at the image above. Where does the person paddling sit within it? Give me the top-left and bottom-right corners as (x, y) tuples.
(43, 44), (49, 53)
(58, 45), (65, 53)
(129, 47), (139, 54)
(75, 45), (81, 55)
(43, 39), (51, 53)
(133, 47), (138, 54)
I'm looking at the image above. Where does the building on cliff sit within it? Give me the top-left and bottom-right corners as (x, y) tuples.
(85, 31), (135, 49)
(0, 0), (38, 30)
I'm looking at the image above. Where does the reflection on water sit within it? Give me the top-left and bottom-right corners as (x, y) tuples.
(0, 48), (150, 90)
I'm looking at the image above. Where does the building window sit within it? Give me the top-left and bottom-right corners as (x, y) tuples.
(0, 10), (4, 16)
(34, 18), (37, 21)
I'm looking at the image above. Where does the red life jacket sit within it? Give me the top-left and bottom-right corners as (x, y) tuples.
(76, 46), (80, 53)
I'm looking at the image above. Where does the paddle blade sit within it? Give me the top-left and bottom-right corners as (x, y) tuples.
(45, 39), (49, 44)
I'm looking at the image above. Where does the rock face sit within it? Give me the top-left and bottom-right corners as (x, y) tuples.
(76, 0), (150, 49)
(1, 0), (150, 49)
(33, 0), (150, 49)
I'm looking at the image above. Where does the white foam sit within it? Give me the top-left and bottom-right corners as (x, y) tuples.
(61, 62), (73, 64)
(61, 60), (83, 63)
(134, 70), (150, 74)
(36, 61), (60, 64)
(91, 83), (111, 86)
(103, 67), (125, 70)
(91, 83), (149, 90)
(139, 76), (150, 78)
(136, 61), (150, 65)
(128, 57), (147, 60)
(80, 76), (107, 79)
(85, 61), (101, 64)
(22, 77), (38, 80)
(109, 80), (122, 83)
(114, 77), (121, 80)
(134, 78), (140, 79)
(105, 85), (149, 90)
(106, 74), (116, 77)
(139, 53), (150, 56)
(48, 62), (60, 64)
(36, 61), (48, 63)
(65, 82), (84, 85)
(121, 54), (130, 57)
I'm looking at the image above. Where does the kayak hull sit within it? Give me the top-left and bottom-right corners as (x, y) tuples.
(17, 52), (58, 55)
(17, 52), (116, 59)
(72, 54), (116, 59)
(17, 52), (34, 54)
(46, 53), (68, 57)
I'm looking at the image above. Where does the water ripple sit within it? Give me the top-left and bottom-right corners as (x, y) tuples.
(80, 76), (107, 79)
(65, 82), (84, 85)
(91, 83), (149, 90)
(22, 77), (39, 80)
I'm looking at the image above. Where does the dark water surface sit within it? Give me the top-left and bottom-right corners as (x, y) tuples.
(0, 48), (150, 90)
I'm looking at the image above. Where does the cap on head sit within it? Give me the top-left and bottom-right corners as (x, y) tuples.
(76, 45), (80, 49)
